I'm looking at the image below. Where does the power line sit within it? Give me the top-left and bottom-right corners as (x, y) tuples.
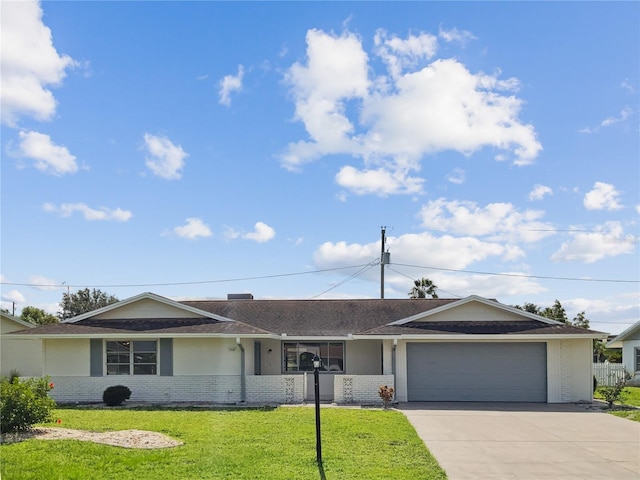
(310, 260), (378, 299)
(0, 264), (374, 289)
(391, 263), (639, 284)
(2, 261), (637, 292)
(386, 266), (462, 298)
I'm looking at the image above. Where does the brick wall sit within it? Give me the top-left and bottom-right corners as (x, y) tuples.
(334, 375), (395, 404)
(246, 375), (304, 404)
(49, 375), (242, 404)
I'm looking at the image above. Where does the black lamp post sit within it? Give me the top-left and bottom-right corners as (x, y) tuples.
(312, 354), (322, 464)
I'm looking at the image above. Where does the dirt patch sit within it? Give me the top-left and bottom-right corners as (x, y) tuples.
(1, 427), (183, 449)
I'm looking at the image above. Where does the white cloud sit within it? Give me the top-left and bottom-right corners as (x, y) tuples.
(143, 133), (188, 180)
(43, 202), (132, 222)
(621, 79), (635, 94)
(374, 29), (438, 80)
(1, 0), (76, 126)
(281, 28), (542, 196)
(438, 26), (477, 46)
(17, 130), (78, 175)
(315, 232), (513, 273)
(583, 182), (623, 211)
(28, 275), (61, 291)
(170, 218), (212, 240)
(446, 168), (465, 185)
(580, 106), (633, 133)
(335, 165), (423, 196)
(529, 184), (553, 201)
(562, 293), (640, 334)
(1, 289), (25, 304)
(243, 222), (276, 243)
(312, 232), (545, 298)
(418, 198), (555, 243)
(218, 65), (244, 106)
(551, 221), (636, 263)
(224, 222), (275, 243)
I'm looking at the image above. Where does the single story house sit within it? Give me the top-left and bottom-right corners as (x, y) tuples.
(1, 311), (43, 377)
(7, 292), (607, 404)
(607, 321), (640, 386)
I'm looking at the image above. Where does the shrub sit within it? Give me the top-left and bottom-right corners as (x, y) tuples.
(598, 370), (632, 408)
(593, 375), (598, 392)
(103, 385), (131, 406)
(0, 376), (56, 432)
(378, 385), (395, 409)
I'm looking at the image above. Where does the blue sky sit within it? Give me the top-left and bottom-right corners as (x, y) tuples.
(1, 1), (638, 334)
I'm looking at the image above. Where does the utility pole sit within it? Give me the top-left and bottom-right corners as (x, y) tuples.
(380, 227), (387, 299)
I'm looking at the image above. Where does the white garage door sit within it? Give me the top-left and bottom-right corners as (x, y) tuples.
(407, 342), (547, 402)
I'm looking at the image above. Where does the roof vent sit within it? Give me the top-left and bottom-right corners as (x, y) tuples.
(227, 293), (254, 300)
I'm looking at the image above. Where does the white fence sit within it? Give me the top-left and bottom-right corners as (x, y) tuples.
(593, 363), (627, 386)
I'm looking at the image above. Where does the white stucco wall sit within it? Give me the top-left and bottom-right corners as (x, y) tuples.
(44, 339), (90, 376)
(547, 339), (593, 402)
(416, 302), (527, 322)
(94, 298), (201, 319)
(345, 340), (382, 375)
(173, 338), (241, 375)
(257, 339), (281, 375)
(1, 315), (43, 377)
(622, 340), (640, 385)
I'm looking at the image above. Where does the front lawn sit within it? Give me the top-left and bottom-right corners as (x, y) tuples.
(594, 386), (640, 422)
(0, 407), (446, 479)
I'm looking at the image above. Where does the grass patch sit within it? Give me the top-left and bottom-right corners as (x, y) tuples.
(1, 407), (446, 479)
(594, 386), (640, 407)
(594, 386), (640, 423)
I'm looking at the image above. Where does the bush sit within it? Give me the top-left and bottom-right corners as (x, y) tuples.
(103, 385), (131, 406)
(0, 376), (56, 432)
(598, 370), (632, 408)
(593, 375), (598, 392)
(378, 385), (395, 409)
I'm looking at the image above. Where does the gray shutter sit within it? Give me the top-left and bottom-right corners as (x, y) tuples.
(159, 338), (173, 376)
(90, 339), (103, 376)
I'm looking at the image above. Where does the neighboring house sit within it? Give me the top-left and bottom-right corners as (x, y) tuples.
(607, 321), (640, 386)
(1, 311), (43, 377)
(7, 293), (607, 404)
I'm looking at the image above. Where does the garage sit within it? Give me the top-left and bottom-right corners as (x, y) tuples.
(407, 342), (547, 402)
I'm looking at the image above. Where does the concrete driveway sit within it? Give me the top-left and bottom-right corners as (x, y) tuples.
(400, 402), (640, 480)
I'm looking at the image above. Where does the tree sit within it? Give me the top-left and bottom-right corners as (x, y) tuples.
(58, 288), (119, 320)
(572, 311), (590, 329)
(541, 299), (568, 323)
(514, 303), (542, 315)
(408, 278), (439, 299)
(21, 306), (58, 326)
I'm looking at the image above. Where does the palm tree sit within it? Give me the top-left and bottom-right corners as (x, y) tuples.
(408, 277), (439, 299)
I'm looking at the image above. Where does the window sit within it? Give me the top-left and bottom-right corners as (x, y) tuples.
(106, 340), (157, 375)
(283, 342), (344, 372)
(635, 348), (640, 372)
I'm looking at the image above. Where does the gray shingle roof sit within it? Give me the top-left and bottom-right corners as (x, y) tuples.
(181, 298), (460, 336)
(8, 297), (605, 337)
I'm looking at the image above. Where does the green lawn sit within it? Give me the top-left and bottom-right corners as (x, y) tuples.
(594, 386), (640, 422)
(0, 407), (446, 480)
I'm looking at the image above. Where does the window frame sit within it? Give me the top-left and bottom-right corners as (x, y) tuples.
(281, 341), (345, 373)
(635, 347), (640, 372)
(105, 340), (158, 376)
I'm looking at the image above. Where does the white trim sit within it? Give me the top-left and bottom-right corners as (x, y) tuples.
(354, 333), (606, 341)
(63, 292), (235, 323)
(607, 321), (640, 348)
(8, 333), (277, 340)
(388, 295), (567, 326)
